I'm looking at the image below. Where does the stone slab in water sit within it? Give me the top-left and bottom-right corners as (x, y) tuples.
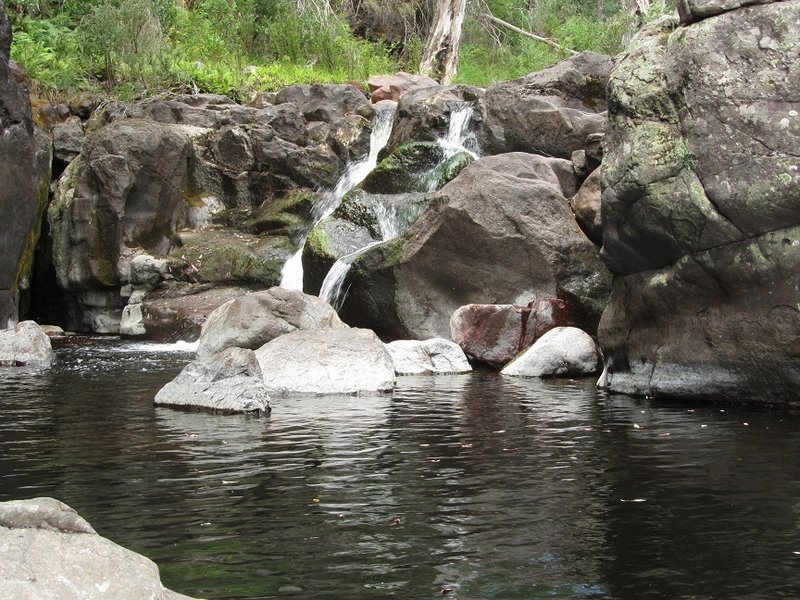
(502, 326), (600, 378)
(0, 497), (196, 599)
(255, 328), (395, 395)
(0, 321), (55, 367)
(385, 338), (472, 375)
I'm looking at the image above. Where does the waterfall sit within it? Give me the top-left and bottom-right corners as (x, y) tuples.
(419, 103), (478, 192)
(319, 103), (480, 311)
(279, 102), (396, 290)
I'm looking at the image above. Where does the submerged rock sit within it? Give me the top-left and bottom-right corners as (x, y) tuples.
(385, 338), (472, 375)
(255, 328), (395, 395)
(196, 287), (346, 358)
(598, 4), (800, 403)
(0, 497), (196, 599)
(502, 327), (600, 378)
(0, 321), (55, 367)
(155, 347), (270, 414)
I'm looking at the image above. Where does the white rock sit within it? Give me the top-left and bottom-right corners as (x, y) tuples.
(255, 328), (395, 395)
(501, 326), (599, 377)
(385, 338), (472, 375)
(0, 321), (56, 367)
(155, 347), (270, 413)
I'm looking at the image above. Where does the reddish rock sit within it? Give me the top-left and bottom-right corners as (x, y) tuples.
(367, 72), (438, 103)
(450, 298), (569, 367)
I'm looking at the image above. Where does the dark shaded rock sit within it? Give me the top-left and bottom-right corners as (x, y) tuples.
(155, 347), (270, 414)
(51, 118), (84, 165)
(338, 153), (611, 340)
(480, 51), (611, 159)
(275, 83), (373, 122)
(570, 167), (603, 245)
(0, 497), (196, 599)
(598, 4), (800, 404)
(196, 287), (346, 358)
(0, 3), (38, 326)
(255, 328), (395, 395)
(677, 0), (776, 23)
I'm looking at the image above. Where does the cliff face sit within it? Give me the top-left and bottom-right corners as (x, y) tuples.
(0, 0), (40, 327)
(598, 0), (800, 403)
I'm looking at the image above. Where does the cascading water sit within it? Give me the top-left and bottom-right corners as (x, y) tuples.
(320, 104), (480, 310)
(279, 103), (396, 290)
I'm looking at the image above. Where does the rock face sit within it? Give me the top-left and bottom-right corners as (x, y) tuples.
(598, 3), (800, 403)
(385, 338), (472, 375)
(255, 328), (395, 395)
(337, 153), (611, 340)
(155, 347), (270, 413)
(44, 90), (374, 335)
(450, 299), (570, 367)
(502, 326), (600, 377)
(0, 497), (195, 599)
(196, 287), (346, 358)
(0, 3), (40, 327)
(0, 321), (55, 367)
(480, 51), (612, 158)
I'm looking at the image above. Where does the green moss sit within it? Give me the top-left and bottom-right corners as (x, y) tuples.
(306, 226), (335, 260)
(245, 190), (316, 235)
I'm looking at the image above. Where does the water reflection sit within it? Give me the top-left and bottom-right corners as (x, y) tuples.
(1, 342), (799, 599)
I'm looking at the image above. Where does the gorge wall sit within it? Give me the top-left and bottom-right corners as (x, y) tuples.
(598, 0), (800, 403)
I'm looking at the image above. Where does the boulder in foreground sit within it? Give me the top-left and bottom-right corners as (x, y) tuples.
(155, 347), (270, 414)
(0, 497), (196, 600)
(0, 321), (56, 367)
(385, 338), (472, 375)
(502, 327), (600, 378)
(255, 328), (395, 395)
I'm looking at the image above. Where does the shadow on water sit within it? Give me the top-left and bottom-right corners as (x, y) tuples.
(1, 340), (799, 599)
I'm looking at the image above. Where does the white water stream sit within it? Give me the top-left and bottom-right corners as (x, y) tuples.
(320, 105), (478, 310)
(279, 103), (397, 290)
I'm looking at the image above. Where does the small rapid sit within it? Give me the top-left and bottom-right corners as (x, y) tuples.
(279, 103), (397, 291)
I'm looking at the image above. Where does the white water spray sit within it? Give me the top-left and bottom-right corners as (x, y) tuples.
(279, 103), (396, 290)
(419, 103), (478, 192)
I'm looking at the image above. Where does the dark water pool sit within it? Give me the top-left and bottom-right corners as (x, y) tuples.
(1, 338), (799, 599)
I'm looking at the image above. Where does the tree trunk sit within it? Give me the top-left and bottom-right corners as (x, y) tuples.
(419, 0), (467, 85)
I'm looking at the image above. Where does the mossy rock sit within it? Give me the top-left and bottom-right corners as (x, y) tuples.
(361, 142), (444, 193)
(243, 190), (317, 238)
(168, 229), (294, 287)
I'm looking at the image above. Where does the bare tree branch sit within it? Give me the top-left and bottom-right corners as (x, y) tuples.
(487, 14), (577, 55)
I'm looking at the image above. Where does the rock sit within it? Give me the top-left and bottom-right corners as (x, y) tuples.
(255, 328), (395, 395)
(39, 324), (66, 337)
(336, 153), (611, 340)
(0, 497), (196, 599)
(129, 254), (170, 289)
(570, 167), (603, 245)
(598, 4), (800, 403)
(501, 326), (600, 377)
(155, 347), (270, 413)
(51, 118), (84, 165)
(0, 6), (40, 326)
(677, 0), (775, 23)
(480, 51), (612, 158)
(384, 85), (483, 154)
(275, 83), (373, 122)
(450, 299), (570, 367)
(196, 287), (347, 358)
(367, 72), (439, 103)
(0, 321), (55, 367)
(385, 338), (472, 375)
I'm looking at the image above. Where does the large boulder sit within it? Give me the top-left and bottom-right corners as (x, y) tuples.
(0, 497), (195, 599)
(597, 3), (800, 403)
(0, 320), (55, 367)
(196, 287), (346, 358)
(501, 326), (600, 377)
(450, 299), (571, 367)
(0, 4), (41, 326)
(480, 51), (612, 158)
(255, 328), (395, 395)
(155, 347), (270, 413)
(335, 153), (611, 340)
(367, 72), (439, 103)
(385, 338), (472, 375)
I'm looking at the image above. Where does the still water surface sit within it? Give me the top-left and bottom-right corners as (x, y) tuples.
(1, 338), (799, 599)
